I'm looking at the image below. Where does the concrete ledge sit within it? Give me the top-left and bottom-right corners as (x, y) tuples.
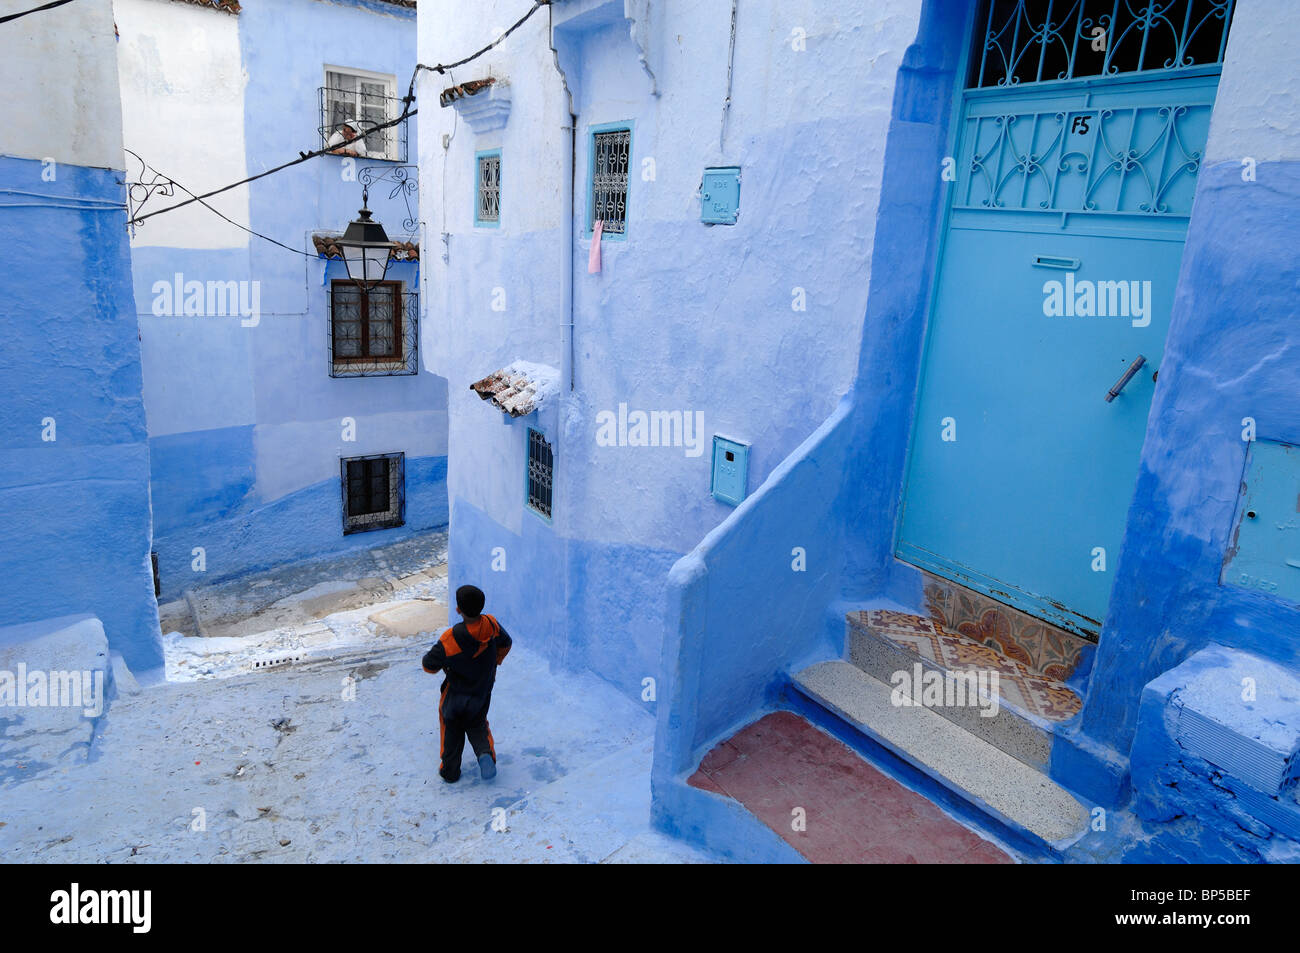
(0, 615), (112, 784)
(1131, 643), (1300, 861)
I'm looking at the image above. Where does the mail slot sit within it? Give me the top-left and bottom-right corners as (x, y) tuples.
(1222, 439), (1300, 605)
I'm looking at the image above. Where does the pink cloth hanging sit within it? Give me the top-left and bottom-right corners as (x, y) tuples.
(589, 220), (603, 273)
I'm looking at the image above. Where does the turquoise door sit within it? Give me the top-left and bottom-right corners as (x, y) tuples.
(898, 3), (1233, 638)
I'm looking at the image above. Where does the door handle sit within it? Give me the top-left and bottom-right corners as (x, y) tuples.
(1105, 355), (1147, 402)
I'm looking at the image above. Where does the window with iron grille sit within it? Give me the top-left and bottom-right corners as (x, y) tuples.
(590, 126), (631, 236)
(341, 452), (405, 534)
(526, 428), (553, 520)
(329, 280), (418, 377)
(476, 151), (501, 225)
(320, 67), (404, 162)
(969, 0), (1235, 89)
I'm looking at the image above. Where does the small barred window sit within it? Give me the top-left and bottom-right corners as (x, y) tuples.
(328, 281), (418, 377)
(341, 452), (405, 534)
(477, 152), (501, 225)
(591, 128), (631, 236)
(526, 429), (553, 519)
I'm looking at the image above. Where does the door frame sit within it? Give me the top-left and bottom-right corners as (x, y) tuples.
(891, 12), (1225, 639)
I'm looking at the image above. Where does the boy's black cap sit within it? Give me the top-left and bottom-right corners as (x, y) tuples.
(456, 584), (486, 617)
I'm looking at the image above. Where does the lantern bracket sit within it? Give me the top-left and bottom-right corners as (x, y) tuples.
(358, 164), (419, 234)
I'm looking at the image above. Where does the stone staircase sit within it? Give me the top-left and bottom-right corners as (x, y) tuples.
(791, 573), (1096, 854)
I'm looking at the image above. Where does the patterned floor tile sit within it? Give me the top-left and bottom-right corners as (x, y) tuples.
(921, 572), (1092, 680)
(853, 608), (1082, 722)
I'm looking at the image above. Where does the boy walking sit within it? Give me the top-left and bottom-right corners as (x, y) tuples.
(422, 585), (512, 783)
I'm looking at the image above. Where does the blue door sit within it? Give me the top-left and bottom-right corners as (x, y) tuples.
(898, 2), (1235, 637)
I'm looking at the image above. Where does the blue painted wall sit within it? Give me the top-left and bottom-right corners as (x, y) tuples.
(123, 0), (449, 601)
(651, 0), (968, 858)
(422, 0), (926, 704)
(1056, 158), (1300, 805)
(0, 155), (162, 673)
(653, 0), (1300, 862)
(420, 0), (1300, 862)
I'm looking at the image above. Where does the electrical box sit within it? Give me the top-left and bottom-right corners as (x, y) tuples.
(711, 435), (749, 506)
(1222, 439), (1300, 605)
(700, 167), (741, 225)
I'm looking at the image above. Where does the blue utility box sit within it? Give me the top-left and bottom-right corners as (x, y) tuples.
(711, 435), (749, 506)
(1222, 439), (1300, 605)
(700, 167), (741, 225)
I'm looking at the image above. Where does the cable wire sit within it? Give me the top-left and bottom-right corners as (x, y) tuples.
(130, 0), (551, 227)
(127, 107), (418, 226)
(124, 149), (316, 257)
(0, 0), (77, 25)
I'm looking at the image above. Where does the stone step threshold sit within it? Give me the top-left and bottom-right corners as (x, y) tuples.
(792, 660), (1091, 852)
(849, 616), (1065, 772)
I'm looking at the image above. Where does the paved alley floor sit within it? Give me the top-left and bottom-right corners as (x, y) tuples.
(0, 640), (714, 863)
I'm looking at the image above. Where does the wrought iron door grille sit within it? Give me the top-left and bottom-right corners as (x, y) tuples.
(477, 153), (501, 224)
(970, 0), (1235, 89)
(328, 282), (419, 377)
(958, 101), (1213, 216)
(341, 452), (405, 534)
(526, 428), (553, 519)
(591, 128), (631, 235)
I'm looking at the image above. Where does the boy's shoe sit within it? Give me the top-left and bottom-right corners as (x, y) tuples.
(478, 753), (497, 781)
(440, 770), (460, 784)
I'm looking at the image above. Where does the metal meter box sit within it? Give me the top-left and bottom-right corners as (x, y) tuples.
(711, 435), (749, 506)
(1222, 439), (1300, 605)
(700, 167), (741, 225)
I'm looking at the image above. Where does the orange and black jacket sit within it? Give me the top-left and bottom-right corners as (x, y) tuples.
(421, 614), (512, 698)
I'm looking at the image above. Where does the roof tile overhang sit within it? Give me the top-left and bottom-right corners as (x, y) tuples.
(470, 361), (561, 418)
(171, 0), (241, 14)
(440, 78), (495, 107)
(312, 233), (419, 262)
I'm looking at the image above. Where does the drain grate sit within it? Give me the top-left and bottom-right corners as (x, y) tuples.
(250, 653), (308, 671)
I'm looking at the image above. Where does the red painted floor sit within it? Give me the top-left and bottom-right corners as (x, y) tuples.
(688, 710), (1014, 864)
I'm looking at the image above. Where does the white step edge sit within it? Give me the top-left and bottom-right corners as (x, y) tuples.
(793, 660), (1090, 850)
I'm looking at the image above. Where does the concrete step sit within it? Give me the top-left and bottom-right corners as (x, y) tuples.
(847, 609), (1083, 771)
(792, 660), (1090, 851)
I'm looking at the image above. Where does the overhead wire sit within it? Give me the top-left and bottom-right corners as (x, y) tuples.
(123, 149), (316, 257)
(0, 0), (78, 26)
(130, 0), (551, 228)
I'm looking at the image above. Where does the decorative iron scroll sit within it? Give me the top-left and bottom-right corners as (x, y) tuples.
(971, 0), (1235, 89)
(358, 164), (419, 235)
(124, 150), (178, 225)
(959, 101), (1211, 216)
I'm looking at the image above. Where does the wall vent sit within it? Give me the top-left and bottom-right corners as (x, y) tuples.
(1176, 705), (1299, 795)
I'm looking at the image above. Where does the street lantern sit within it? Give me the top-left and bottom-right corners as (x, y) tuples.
(336, 204), (394, 290)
